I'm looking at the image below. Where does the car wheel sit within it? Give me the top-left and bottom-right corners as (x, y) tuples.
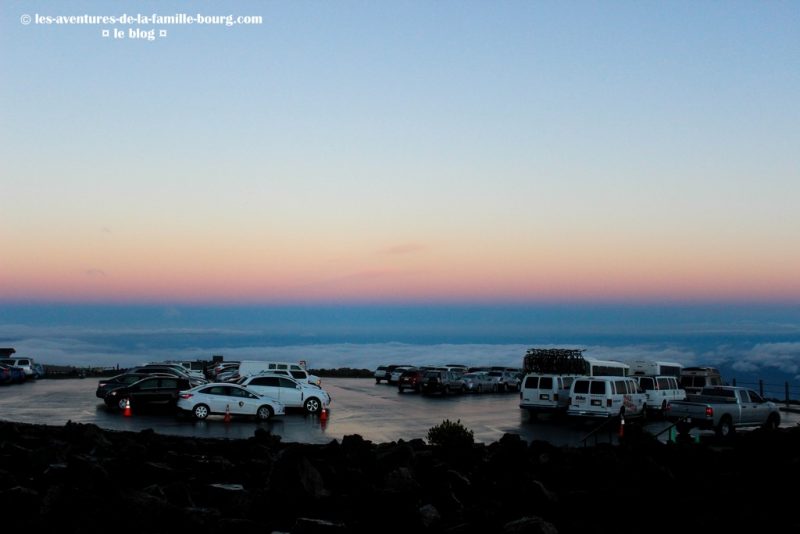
(492, 384), (498, 393)
(304, 397), (321, 414)
(193, 404), (209, 420)
(477, 385), (483, 394)
(676, 421), (690, 435)
(763, 413), (780, 431)
(398, 386), (404, 393)
(716, 416), (734, 439)
(375, 378), (381, 384)
(256, 405), (273, 421)
(117, 397), (130, 410)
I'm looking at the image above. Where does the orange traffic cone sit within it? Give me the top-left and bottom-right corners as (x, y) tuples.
(618, 415), (625, 438)
(224, 404), (231, 423)
(123, 398), (132, 417)
(320, 406), (328, 423)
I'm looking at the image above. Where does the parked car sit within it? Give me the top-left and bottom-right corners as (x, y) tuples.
(398, 369), (425, 392)
(0, 364), (26, 384)
(374, 364), (412, 384)
(388, 366), (415, 384)
(104, 376), (192, 411)
(177, 383), (285, 421)
(461, 371), (495, 393)
(420, 370), (465, 395)
(0, 357), (37, 379)
(238, 361), (321, 386)
(95, 372), (172, 399)
(238, 373), (331, 414)
(485, 370), (516, 392)
(129, 365), (207, 387)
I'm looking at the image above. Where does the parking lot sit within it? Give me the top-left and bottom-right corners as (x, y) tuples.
(2, 377), (798, 445)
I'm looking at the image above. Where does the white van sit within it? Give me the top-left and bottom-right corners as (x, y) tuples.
(567, 376), (647, 419)
(634, 375), (686, 413)
(519, 374), (577, 417)
(237, 361), (320, 385)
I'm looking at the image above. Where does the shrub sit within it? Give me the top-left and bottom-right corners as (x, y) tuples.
(426, 419), (474, 448)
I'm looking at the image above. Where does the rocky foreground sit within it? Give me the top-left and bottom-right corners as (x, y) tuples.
(0, 420), (796, 533)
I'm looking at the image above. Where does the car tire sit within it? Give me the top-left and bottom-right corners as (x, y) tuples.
(256, 405), (273, 421)
(193, 404), (209, 420)
(398, 386), (404, 393)
(117, 397), (130, 410)
(716, 416), (734, 439)
(763, 413), (780, 431)
(304, 397), (321, 414)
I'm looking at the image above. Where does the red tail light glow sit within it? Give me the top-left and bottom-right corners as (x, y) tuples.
(705, 406), (713, 417)
(179, 393), (193, 399)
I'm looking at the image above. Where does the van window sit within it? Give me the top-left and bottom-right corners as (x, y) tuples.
(573, 380), (590, 394)
(562, 377), (575, 388)
(639, 377), (655, 390)
(657, 377), (670, 390)
(590, 381), (607, 395)
(540, 377), (553, 389)
(614, 380), (628, 394)
(524, 376), (538, 388)
(290, 370), (307, 380)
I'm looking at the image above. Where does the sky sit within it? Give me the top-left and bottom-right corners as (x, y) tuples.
(2, 1), (798, 305)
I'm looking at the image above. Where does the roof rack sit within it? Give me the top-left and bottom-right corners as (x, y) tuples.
(523, 348), (587, 374)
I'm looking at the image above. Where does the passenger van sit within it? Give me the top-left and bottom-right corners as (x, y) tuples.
(567, 376), (647, 418)
(680, 367), (723, 395)
(630, 360), (682, 378)
(634, 375), (686, 413)
(583, 357), (630, 377)
(237, 361), (321, 385)
(519, 374), (577, 417)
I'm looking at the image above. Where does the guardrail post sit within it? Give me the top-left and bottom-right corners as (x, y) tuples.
(759, 379), (764, 397)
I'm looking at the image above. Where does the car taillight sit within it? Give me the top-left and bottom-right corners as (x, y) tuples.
(180, 393), (193, 399)
(705, 406), (713, 417)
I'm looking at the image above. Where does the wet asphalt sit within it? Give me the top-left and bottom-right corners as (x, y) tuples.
(1, 377), (797, 445)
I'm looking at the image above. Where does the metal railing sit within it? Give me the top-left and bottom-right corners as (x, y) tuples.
(730, 378), (800, 408)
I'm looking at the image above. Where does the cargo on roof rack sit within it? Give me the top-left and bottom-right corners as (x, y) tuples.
(523, 348), (587, 375)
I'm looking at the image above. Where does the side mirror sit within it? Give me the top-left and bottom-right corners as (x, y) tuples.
(297, 385), (302, 390)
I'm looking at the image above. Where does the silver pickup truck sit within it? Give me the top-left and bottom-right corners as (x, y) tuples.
(665, 386), (781, 439)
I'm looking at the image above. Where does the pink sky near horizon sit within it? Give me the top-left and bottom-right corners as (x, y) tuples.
(3, 234), (798, 304)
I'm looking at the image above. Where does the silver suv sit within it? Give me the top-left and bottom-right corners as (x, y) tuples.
(238, 373), (331, 414)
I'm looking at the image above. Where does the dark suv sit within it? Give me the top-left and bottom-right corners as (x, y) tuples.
(398, 369), (425, 393)
(421, 370), (465, 395)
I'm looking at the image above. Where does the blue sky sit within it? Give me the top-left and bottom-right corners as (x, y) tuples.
(2, 1), (799, 303)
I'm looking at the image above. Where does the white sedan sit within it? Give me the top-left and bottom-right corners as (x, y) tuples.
(177, 383), (285, 421)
